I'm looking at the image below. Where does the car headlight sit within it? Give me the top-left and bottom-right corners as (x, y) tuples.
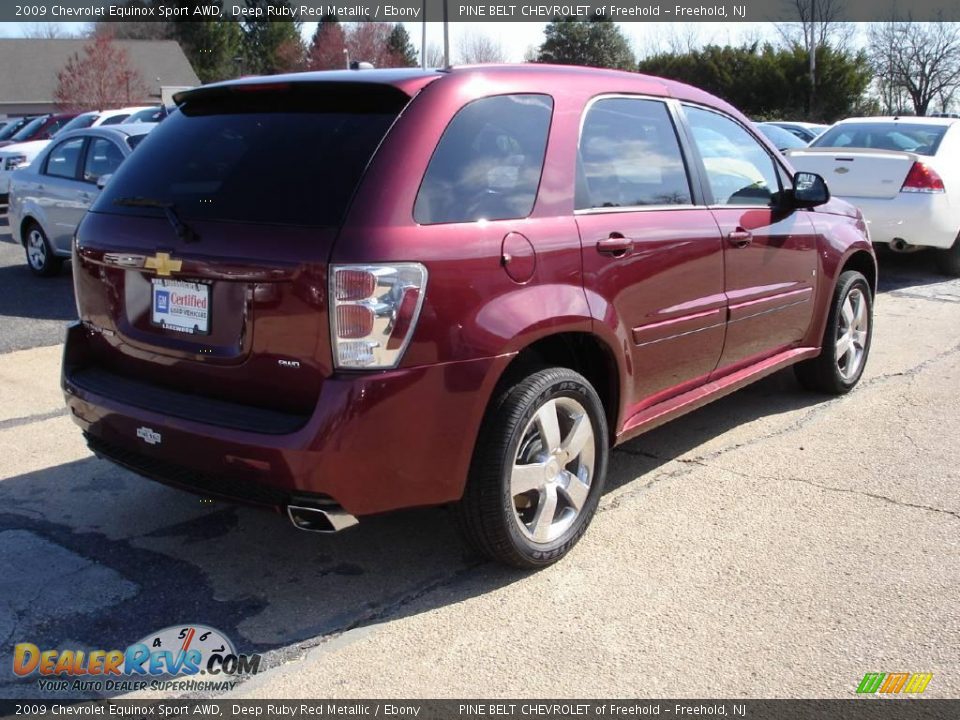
(4, 155), (28, 171)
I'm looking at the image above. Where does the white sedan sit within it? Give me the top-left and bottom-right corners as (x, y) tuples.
(787, 116), (960, 275)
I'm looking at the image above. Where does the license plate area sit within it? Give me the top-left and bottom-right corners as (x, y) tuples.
(151, 278), (210, 335)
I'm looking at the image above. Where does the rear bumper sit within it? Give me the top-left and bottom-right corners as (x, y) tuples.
(63, 322), (512, 516)
(841, 193), (960, 249)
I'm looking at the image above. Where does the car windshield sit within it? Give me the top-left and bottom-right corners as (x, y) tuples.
(811, 122), (949, 155)
(10, 116), (47, 142)
(758, 124), (808, 150)
(56, 113), (98, 135)
(94, 85), (408, 227)
(0, 120), (24, 140)
(128, 107), (163, 123)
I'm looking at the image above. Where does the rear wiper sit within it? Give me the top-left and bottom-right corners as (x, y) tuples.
(113, 196), (200, 243)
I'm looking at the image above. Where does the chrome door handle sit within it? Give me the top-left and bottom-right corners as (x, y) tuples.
(727, 229), (753, 248)
(596, 235), (634, 257)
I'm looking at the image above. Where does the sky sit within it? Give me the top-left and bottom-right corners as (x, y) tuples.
(0, 20), (790, 63)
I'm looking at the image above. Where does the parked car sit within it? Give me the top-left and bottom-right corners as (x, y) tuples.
(64, 67), (875, 568)
(9, 124), (156, 276)
(127, 106), (175, 123)
(56, 107), (155, 135)
(756, 122), (810, 153)
(0, 116), (39, 142)
(787, 116), (960, 275)
(0, 113), (77, 149)
(0, 140), (51, 201)
(767, 121), (829, 143)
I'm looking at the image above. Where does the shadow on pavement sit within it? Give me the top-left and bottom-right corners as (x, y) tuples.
(0, 263), (76, 322)
(0, 366), (827, 699)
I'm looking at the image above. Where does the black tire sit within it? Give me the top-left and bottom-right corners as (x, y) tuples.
(934, 234), (960, 277)
(453, 367), (609, 569)
(795, 270), (873, 394)
(23, 222), (63, 278)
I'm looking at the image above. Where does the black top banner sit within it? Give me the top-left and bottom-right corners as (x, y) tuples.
(5, 0), (960, 23)
(2, 700), (960, 720)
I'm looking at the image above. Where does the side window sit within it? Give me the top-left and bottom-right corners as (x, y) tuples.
(577, 97), (692, 210)
(685, 106), (781, 206)
(414, 94), (553, 225)
(44, 137), (85, 180)
(83, 138), (125, 183)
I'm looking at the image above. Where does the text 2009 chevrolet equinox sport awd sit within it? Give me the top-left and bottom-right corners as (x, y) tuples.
(63, 65), (876, 568)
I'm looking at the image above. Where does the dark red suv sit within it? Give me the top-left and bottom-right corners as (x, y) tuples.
(64, 66), (875, 567)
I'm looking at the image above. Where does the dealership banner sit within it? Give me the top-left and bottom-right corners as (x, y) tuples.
(5, 0), (960, 23)
(2, 700), (960, 720)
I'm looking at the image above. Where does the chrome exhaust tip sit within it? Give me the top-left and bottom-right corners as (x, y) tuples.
(287, 504), (359, 533)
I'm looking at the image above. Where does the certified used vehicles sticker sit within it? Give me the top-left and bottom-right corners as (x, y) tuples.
(13, 624), (262, 693)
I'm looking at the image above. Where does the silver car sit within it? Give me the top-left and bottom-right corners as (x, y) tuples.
(9, 124), (155, 276)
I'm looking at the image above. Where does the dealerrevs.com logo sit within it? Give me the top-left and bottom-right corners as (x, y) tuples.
(14, 624), (261, 694)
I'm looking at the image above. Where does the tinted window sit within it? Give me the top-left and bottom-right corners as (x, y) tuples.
(757, 123), (808, 151)
(44, 137), (85, 180)
(414, 94), (553, 225)
(577, 98), (691, 210)
(95, 86), (406, 227)
(100, 114), (130, 126)
(83, 138), (125, 183)
(0, 119), (27, 140)
(11, 116), (47, 142)
(686, 106), (781, 206)
(812, 123), (948, 156)
(57, 113), (97, 135)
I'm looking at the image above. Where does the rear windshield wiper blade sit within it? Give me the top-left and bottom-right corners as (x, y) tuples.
(113, 196), (200, 243)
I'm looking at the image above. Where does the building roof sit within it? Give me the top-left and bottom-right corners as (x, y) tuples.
(0, 38), (199, 106)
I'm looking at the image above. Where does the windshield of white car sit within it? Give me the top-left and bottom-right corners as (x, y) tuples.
(812, 123), (948, 156)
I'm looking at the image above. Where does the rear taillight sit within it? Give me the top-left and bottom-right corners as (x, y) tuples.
(900, 162), (945, 193)
(330, 263), (428, 369)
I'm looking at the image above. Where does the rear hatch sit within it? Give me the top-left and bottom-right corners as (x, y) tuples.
(786, 148), (919, 199)
(71, 80), (415, 430)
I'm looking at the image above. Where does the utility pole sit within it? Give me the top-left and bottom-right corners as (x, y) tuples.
(421, 0), (427, 68)
(443, 0), (449, 67)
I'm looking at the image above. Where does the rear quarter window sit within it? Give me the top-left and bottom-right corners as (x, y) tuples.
(414, 94), (553, 225)
(812, 123), (948, 156)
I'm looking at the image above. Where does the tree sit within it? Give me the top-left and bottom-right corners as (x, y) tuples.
(240, 1), (304, 74)
(346, 22), (396, 68)
(54, 33), (149, 112)
(386, 23), (418, 67)
(868, 18), (960, 116)
(775, 0), (856, 115)
(537, 17), (635, 70)
(425, 42), (446, 68)
(457, 31), (505, 64)
(306, 15), (347, 70)
(638, 42), (872, 122)
(22, 22), (80, 38)
(93, 21), (173, 40)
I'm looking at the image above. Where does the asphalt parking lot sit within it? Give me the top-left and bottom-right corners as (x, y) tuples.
(0, 208), (958, 700)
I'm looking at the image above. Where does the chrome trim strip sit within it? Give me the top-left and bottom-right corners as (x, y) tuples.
(635, 321), (726, 348)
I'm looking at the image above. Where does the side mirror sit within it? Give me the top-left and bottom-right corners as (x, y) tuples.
(791, 171), (830, 208)
(96, 174), (113, 190)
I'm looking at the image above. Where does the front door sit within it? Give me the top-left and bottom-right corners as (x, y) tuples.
(575, 96), (726, 411)
(682, 105), (819, 372)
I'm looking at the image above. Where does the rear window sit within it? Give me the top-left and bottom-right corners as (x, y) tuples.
(812, 123), (948, 156)
(126, 134), (149, 150)
(94, 84), (408, 227)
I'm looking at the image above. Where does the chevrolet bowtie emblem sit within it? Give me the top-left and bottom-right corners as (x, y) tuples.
(144, 252), (182, 277)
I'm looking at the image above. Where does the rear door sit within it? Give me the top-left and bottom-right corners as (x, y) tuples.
(682, 105), (818, 371)
(575, 96), (726, 407)
(39, 135), (91, 251)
